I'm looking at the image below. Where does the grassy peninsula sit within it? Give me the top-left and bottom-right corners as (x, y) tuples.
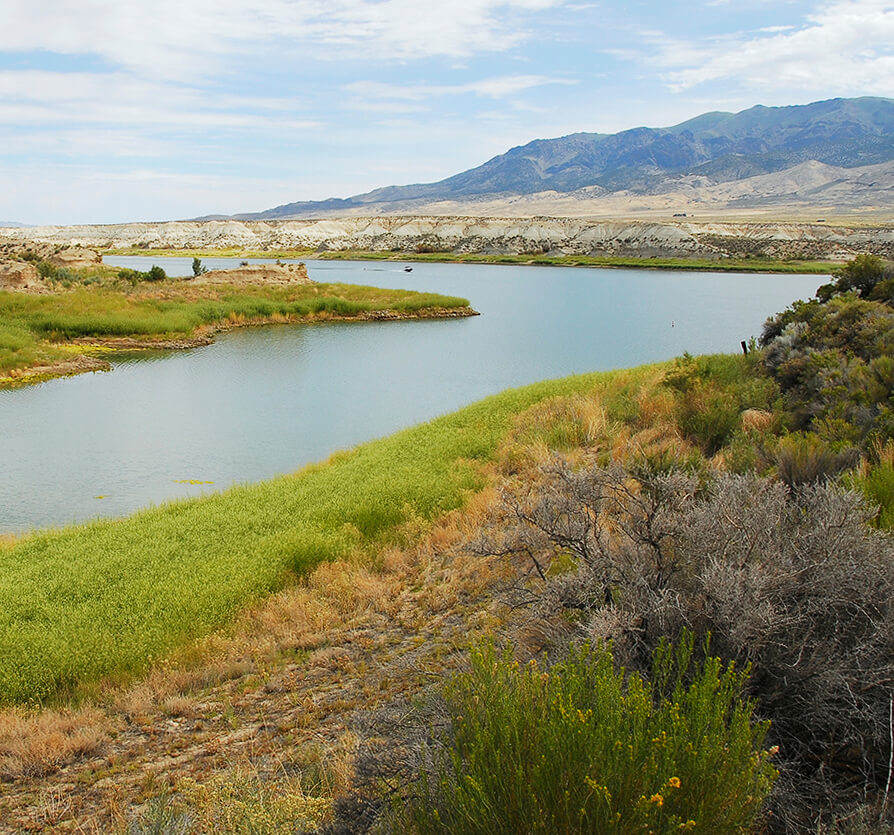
(0, 366), (654, 707)
(0, 262), (472, 385)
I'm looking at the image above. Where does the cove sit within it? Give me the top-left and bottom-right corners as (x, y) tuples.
(0, 258), (821, 533)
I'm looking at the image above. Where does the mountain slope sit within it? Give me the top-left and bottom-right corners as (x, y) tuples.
(237, 97), (894, 219)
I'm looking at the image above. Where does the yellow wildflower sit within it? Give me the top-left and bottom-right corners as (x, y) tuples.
(650, 793), (664, 806)
(667, 776), (681, 789)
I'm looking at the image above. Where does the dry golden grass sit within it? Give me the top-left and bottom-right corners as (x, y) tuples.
(0, 706), (108, 779)
(871, 437), (894, 467)
(623, 423), (694, 463)
(741, 407), (774, 433)
(634, 385), (678, 429)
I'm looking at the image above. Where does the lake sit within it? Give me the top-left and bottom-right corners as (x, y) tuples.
(0, 257), (822, 533)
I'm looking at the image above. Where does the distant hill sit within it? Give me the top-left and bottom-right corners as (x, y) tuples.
(234, 97), (894, 219)
(0, 221), (30, 228)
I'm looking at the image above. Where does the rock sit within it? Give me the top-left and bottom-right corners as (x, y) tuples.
(45, 247), (102, 269)
(0, 261), (49, 293)
(192, 262), (313, 287)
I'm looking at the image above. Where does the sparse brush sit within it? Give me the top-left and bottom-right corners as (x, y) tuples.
(127, 794), (194, 835)
(0, 706), (108, 779)
(170, 767), (331, 834)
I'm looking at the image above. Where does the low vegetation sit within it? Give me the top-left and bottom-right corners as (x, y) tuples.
(0, 367), (651, 706)
(396, 636), (775, 834)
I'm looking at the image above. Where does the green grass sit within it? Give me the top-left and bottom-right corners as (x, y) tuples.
(0, 282), (470, 375)
(399, 635), (776, 834)
(106, 248), (835, 274)
(0, 319), (63, 372)
(0, 367), (656, 706)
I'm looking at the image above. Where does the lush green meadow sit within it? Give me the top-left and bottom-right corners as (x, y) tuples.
(0, 281), (470, 376)
(0, 366), (656, 706)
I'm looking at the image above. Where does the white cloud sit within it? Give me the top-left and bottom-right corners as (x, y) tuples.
(0, 0), (566, 77)
(655, 0), (894, 94)
(0, 163), (313, 223)
(0, 70), (320, 132)
(344, 74), (577, 102)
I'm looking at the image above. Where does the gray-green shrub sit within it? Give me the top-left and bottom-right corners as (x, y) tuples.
(490, 462), (894, 832)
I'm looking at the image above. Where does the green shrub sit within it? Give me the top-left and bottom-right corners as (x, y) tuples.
(399, 635), (775, 834)
(845, 441), (894, 528)
(760, 293), (894, 445)
(772, 433), (859, 489)
(834, 254), (890, 297)
(663, 353), (777, 456)
(146, 265), (167, 282)
(849, 462), (894, 528)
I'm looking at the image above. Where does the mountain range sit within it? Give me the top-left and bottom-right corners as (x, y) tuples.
(226, 97), (894, 220)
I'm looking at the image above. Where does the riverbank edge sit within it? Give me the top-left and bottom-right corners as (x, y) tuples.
(0, 305), (478, 389)
(105, 247), (836, 274)
(0, 363), (660, 708)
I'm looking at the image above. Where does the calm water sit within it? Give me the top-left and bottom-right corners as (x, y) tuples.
(0, 258), (821, 533)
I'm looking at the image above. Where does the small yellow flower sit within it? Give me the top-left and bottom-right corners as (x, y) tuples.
(650, 793), (664, 806)
(667, 776), (681, 789)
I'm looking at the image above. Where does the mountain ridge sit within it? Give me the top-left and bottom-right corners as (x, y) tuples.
(229, 97), (894, 220)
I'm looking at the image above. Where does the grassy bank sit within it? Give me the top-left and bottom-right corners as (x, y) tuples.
(0, 365), (658, 706)
(0, 280), (471, 380)
(105, 248), (835, 274)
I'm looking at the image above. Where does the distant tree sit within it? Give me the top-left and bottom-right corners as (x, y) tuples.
(146, 265), (166, 282)
(191, 257), (207, 277)
(835, 254), (887, 296)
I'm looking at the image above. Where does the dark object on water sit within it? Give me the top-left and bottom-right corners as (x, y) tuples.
(741, 340), (748, 355)
(404, 266), (413, 272)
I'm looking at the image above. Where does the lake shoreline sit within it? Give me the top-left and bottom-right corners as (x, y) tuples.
(106, 247), (836, 274)
(0, 305), (478, 389)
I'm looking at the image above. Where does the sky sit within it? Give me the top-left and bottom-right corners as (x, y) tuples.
(2, 0), (893, 224)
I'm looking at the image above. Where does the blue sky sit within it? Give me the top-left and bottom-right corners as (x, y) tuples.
(2, 0), (893, 224)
